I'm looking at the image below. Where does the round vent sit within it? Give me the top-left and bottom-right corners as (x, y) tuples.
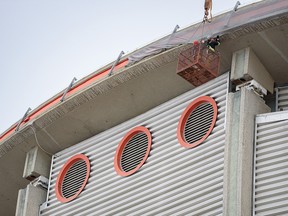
(114, 126), (152, 176)
(177, 96), (217, 148)
(55, 154), (90, 203)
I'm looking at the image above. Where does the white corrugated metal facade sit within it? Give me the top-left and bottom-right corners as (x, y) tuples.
(253, 111), (288, 215)
(40, 73), (229, 216)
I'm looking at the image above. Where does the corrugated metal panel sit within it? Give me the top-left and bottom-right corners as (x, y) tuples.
(253, 111), (288, 216)
(40, 73), (229, 216)
(276, 86), (288, 111)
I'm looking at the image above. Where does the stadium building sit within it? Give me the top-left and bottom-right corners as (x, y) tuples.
(0, 0), (288, 215)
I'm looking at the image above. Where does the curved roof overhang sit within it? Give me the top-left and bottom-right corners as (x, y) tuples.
(1, 0), (288, 154)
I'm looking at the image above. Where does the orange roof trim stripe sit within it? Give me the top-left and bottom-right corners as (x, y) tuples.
(0, 59), (128, 142)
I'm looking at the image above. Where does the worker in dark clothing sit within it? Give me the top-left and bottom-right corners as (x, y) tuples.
(207, 35), (220, 51)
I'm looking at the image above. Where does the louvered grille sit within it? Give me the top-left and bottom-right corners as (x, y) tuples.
(184, 102), (214, 144)
(120, 132), (149, 172)
(276, 86), (288, 111)
(254, 115), (288, 215)
(62, 160), (87, 199)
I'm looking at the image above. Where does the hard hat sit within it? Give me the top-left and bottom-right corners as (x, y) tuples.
(193, 40), (199, 46)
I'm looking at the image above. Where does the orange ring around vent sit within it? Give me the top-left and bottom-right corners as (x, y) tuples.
(55, 154), (90, 203)
(177, 96), (218, 148)
(114, 126), (152, 177)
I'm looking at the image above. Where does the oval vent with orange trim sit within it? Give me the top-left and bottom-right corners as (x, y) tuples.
(55, 154), (90, 203)
(177, 96), (218, 148)
(114, 126), (152, 176)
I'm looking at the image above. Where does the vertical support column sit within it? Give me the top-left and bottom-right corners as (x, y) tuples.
(223, 88), (270, 216)
(23, 146), (51, 181)
(224, 46), (276, 215)
(16, 147), (51, 215)
(15, 185), (47, 216)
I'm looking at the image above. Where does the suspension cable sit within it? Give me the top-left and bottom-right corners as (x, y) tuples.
(188, 21), (205, 43)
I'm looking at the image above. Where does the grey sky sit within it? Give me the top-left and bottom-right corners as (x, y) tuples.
(0, 0), (260, 134)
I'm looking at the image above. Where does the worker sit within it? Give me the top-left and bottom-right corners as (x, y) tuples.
(206, 35), (220, 52)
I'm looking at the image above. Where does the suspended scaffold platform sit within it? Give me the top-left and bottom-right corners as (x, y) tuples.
(176, 44), (220, 86)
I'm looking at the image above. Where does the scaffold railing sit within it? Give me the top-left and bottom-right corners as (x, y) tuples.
(177, 45), (220, 86)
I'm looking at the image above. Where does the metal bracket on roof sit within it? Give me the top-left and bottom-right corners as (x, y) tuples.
(234, 1), (241, 11)
(166, 25), (180, 48)
(108, 51), (125, 77)
(60, 77), (77, 102)
(172, 25), (180, 34)
(15, 107), (32, 131)
(225, 1), (241, 27)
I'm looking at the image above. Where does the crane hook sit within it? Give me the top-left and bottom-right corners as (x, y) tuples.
(204, 0), (213, 23)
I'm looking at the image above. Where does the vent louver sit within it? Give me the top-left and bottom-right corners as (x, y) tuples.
(121, 132), (149, 172)
(178, 96), (217, 148)
(254, 114), (288, 215)
(184, 103), (214, 144)
(55, 154), (90, 203)
(276, 86), (288, 111)
(114, 126), (152, 176)
(62, 160), (87, 199)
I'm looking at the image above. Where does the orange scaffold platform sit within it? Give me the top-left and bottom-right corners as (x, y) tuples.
(177, 44), (220, 86)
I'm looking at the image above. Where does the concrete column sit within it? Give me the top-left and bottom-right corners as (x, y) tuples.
(23, 146), (51, 181)
(15, 146), (51, 215)
(231, 47), (274, 93)
(15, 184), (46, 216)
(223, 88), (270, 216)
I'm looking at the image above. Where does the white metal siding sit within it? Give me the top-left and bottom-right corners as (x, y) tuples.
(40, 73), (229, 216)
(253, 111), (288, 216)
